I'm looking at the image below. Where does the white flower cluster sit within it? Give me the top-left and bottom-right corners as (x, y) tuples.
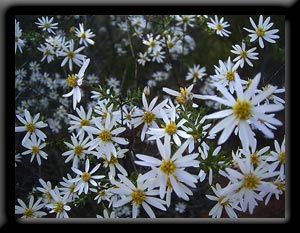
(15, 15), (285, 219)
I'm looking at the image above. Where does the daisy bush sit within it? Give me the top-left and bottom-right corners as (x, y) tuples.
(15, 15), (285, 219)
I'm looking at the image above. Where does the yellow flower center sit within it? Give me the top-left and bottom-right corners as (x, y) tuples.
(44, 49), (51, 56)
(160, 159), (176, 175)
(125, 113), (131, 120)
(142, 111), (155, 124)
(216, 23), (223, 30)
(149, 41), (156, 48)
(81, 172), (91, 182)
(278, 152), (285, 164)
(31, 146), (40, 155)
(176, 87), (193, 105)
(102, 112), (108, 119)
(107, 155), (118, 165)
(69, 184), (76, 193)
(80, 32), (86, 39)
(130, 189), (145, 205)
(193, 72), (199, 78)
(98, 130), (112, 142)
(24, 208), (34, 218)
(183, 16), (190, 23)
(136, 19), (142, 25)
(44, 22), (50, 28)
(217, 195), (229, 207)
(80, 119), (90, 127)
(256, 26), (266, 37)
(74, 145), (83, 156)
(242, 173), (260, 190)
(44, 191), (53, 200)
(275, 181), (285, 191)
(25, 122), (36, 133)
(66, 74), (78, 87)
(233, 98), (252, 120)
(164, 121), (177, 135)
(67, 51), (75, 59)
(192, 133), (199, 141)
(226, 71), (235, 81)
(167, 41), (174, 49)
(250, 152), (259, 165)
(245, 78), (252, 89)
(240, 50), (248, 58)
(99, 190), (106, 197)
(54, 201), (64, 213)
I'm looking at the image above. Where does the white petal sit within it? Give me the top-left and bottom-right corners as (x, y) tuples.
(142, 202), (155, 218)
(205, 109), (233, 119)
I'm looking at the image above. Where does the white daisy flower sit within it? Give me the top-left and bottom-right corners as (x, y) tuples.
(230, 42), (259, 68)
(62, 133), (90, 168)
(68, 105), (94, 138)
(106, 76), (120, 92)
(37, 43), (55, 63)
(259, 176), (285, 205)
(121, 105), (136, 129)
(36, 179), (54, 205)
(29, 60), (41, 73)
(206, 183), (242, 218)
(15, 109), (48, 145)
(111, 174), (167, 218)
(21, 134), (48, 166)
(59, 173), (78, 202)
(94, 98), (120, 123)
(62, 58), (90, 110)
(243, 15), (279, 48)
(57, 39), (86, 71)
(75, 23), (96, 47)
(15, 196), (47, 218)
(46, 187), (71, 218)
(15, 19), (25, 54)
(35, 16), (58, 34)
(267, 136), (285, 180)
(71, 159), (105, 195)
(211, 57), (242, 94)
(175, 202), (187, 214)
(260, 84), (285, 105)
(137, 52), (150, 66)
(129, 15), (146, 29)
(151, 47), (165, 63)
(175, 15), (196, 31)
(117, 21), (129, 32)
(135, 139), (199, 202)
(238, 139), (270, 167)
(197, 73), (284, 149)
(185, 64), (206, 83)
(91, 186), (114, 204)
(221, 151), (279, 214)
(147, 106), (191, 146)
(143, 33), (162, 53)
(131, 93), (168, 141)
(207, 15), (231, 37)
(83, 114), (128, 160)
(163, 84), (198, 107)
(101, 148), (129, 178)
